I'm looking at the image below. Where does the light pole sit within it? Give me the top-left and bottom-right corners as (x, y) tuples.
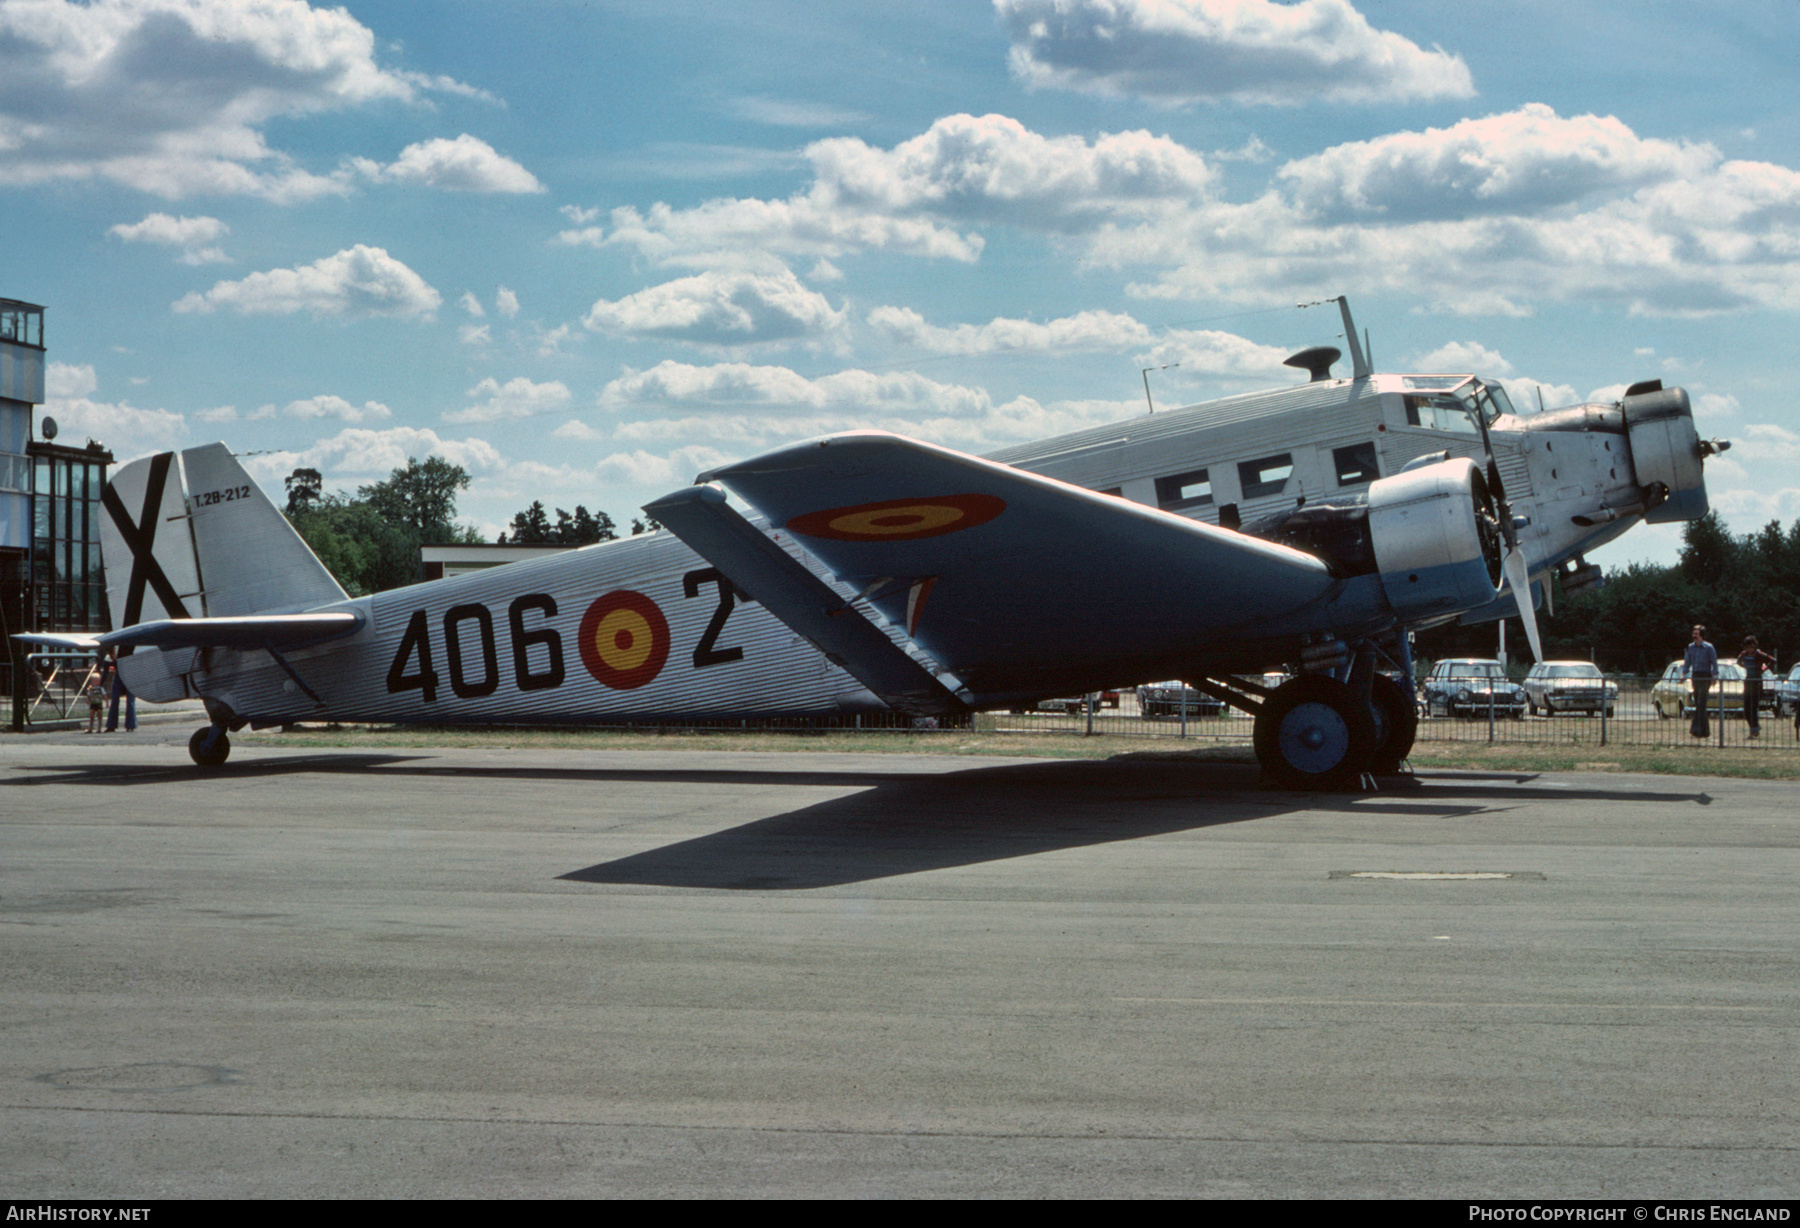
(1141, 362), (1179, 414)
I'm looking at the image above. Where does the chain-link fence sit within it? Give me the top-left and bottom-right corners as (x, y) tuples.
(951, 675), (1800, 752)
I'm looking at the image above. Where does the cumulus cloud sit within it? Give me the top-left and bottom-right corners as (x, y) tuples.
(0, 0), (476, 201)
(108, 212), (229, 264)
(241, 426), (502, 483)
(582, 360), (1137, 459)
(496, 287), (520, 319)
(585, 268), (845, 346)
(1277, 105), (1716, 222)
(171, 245), (441, 319)
(996, 0), (1474, 106)
(569, 113), (1211, 267)
(444, 376), (571, 423)
(353, 134), (543, 193)
(1413, 341), (1514, 375)
(261, 394), (392, 423)
(1694, 392), (1741, 420)
(594, 445), (738, 490)
(42, 362), (184, 457)
(1085, 107), (1800, 317)
(867, 305), (1290, 377)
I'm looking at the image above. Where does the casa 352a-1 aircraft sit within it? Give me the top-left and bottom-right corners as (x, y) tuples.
(22, 300), (1723, 787)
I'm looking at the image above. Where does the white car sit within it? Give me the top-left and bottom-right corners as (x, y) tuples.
(1522, 661), (1618, 717)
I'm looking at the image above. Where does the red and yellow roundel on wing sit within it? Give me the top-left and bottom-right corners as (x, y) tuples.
(577, 590), (670, 690)
(786, 493), (1006, 542)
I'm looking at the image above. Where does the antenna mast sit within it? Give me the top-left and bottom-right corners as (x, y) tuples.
(1337, 297), (1371, 379)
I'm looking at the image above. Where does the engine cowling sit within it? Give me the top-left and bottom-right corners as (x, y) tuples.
(1622, 387), (1707, 523)
(1367, 457), (1504, 622)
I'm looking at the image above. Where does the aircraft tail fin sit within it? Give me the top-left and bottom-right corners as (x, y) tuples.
(101, 444), (347, 624)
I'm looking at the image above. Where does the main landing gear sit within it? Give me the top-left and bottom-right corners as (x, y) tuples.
(1252, 676), (1376, 789)
(188, 725), (231, 768)
(1211, 665), (1417, 790)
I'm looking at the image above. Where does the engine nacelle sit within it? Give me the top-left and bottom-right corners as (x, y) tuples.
(1368, 458), (1504, 622)
(1622, 387), (1707, 524)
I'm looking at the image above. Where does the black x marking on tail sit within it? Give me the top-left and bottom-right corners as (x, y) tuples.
(101, 452), (192, 626)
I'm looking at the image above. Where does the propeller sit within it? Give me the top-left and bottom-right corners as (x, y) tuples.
(1472, 390), (1543, 663)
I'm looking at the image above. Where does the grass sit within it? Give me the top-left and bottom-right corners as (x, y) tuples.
(248, 721), (1800, 780)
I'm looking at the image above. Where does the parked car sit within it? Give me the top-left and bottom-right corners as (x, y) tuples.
(1650, 661), (1746, 720)
(1026, 690), (1120, 715)
(1136, 681), (1223, 719)
(1522, 661), (1618, 717)
(1772, 666), (1800, 718)
(1421, 659), (1527, 718)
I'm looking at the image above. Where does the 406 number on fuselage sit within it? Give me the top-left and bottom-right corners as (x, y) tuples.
(381, 568), (747, 705)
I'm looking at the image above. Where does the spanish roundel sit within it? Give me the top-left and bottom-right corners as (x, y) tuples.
(786, 493), (1005, 542)
(577, 590), (670, 690)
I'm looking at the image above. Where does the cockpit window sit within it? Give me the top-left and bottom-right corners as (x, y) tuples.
(1404, 394), (1481, 434)
(1481, 382), (1516, 421)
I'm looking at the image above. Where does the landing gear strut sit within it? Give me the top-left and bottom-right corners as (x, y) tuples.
(188, 725), (231, 768)
(1252, 676), (1375, 789)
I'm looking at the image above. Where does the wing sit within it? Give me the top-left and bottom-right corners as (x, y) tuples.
(668, 431), (1339, 699)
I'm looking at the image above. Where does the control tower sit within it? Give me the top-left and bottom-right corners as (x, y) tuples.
(0, 298), (42, 552)
(3, 298), (114, 728)
(2, 298), (45, 724)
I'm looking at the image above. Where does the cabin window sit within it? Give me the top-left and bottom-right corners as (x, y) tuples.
(1237, 453), (1294, 500)
(1333, 442), (1379, 486)
(1155, 469), (1212, 510)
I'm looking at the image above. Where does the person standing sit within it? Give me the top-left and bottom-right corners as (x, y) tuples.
(1682, 625), (1718, 739)
(84, 661), (107, 734)
(105, 649), (137, 734)
(1738, 636), (1777, 740)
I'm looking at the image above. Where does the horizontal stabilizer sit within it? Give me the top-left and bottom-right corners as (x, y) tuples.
(13, 632), (102, 652)
(644, 484), (966, 718)
(16, 612), (363, 653)
(100, 612), (363, 651)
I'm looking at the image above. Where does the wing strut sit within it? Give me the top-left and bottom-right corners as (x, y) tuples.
(644, 484), (967, 718)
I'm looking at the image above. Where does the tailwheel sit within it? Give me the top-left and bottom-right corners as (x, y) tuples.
(1366, 674), (1419, 775)
(1253, 676), (1376, 790)
(188, 726), (231, 768)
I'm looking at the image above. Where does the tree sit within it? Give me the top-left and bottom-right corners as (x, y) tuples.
(1678, 511), (1736, 587)
(283, 457), (481, 594)
(360, 456), (472, 543)
(498, 501), (617, 545)
(284, 468), (322, 515)
(286, 494), (420, 596)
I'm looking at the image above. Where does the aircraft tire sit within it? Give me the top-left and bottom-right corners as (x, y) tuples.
(188, 727), (231, 768)
(1253, 676), (1376, 790)
(1366, 674), (1418, 775)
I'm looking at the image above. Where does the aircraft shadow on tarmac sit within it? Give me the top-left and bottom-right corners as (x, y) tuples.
(558, 758), (1715, 891)
(6, 753), (1713, 890)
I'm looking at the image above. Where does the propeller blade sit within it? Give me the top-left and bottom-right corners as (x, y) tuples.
(1503, 547), (1543, 663)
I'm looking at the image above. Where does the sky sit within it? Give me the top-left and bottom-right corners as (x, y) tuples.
(3, 0), (1797, 566)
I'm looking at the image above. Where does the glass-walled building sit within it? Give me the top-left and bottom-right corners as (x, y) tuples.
(31, 441), (112, 632)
